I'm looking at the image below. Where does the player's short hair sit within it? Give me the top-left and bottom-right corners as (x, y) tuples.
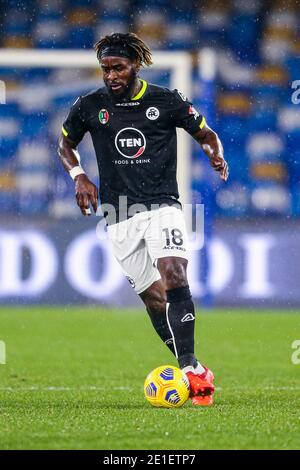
(94, 32), (153, 67)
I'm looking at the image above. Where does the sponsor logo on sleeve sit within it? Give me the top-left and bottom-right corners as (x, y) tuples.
(188, 105), (200, 120)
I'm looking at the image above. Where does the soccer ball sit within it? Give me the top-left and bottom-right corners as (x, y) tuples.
(144, 365), (190, 408)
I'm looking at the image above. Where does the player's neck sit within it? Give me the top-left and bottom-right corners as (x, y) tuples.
(130, 78), (142, 100)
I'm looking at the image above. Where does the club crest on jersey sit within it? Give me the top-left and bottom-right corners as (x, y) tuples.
(99, 109), (109, 124)
(115, 127), (146, 159)
(146, 107), (159, 120)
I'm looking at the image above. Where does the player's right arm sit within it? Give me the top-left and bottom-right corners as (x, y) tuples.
(57, 97), (98, 216)
(58, 135), (98, 215)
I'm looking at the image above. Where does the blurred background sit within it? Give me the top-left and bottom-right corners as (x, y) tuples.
(0, 0), (300, 307)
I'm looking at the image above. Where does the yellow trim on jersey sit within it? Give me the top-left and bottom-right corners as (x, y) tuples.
(199, 117), (206, 129)
(62, 126), (69, 137)
(132, 79), (147, 101)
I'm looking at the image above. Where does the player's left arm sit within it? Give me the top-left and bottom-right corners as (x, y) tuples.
(171, 89), (229, 181)
(192, 123), (229, 182)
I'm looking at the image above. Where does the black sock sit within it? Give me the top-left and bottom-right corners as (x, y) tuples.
(146, 308), (176, 356)
(166, 286), (197, 369)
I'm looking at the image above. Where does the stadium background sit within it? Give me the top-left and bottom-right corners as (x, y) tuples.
(0, 0), (300, 308)
(1, 0), (300, 453)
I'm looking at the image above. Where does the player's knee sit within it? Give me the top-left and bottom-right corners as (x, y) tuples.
(160, 259), (188, 290)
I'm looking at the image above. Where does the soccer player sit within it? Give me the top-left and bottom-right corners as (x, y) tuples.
(58, 33), (228, 406)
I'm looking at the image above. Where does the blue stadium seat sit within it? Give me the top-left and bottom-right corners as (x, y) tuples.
(250, 181), (291, 216)
(215, 183), (250, 217)
(0, 103), (20, 166)
(4, 17), (31, 36)
(34, 19), (66, 48)
(166, 13), (197, 50)
(277, 105), (300, 186)
(227, 14), (260, 62)
(67, 0), (96, 6)
(21, 113), (49, 139)
(17, 169), (51, 214)
(135, 0), (169, 7)
(67, 26), (94, 48)
(285, 57), (300, 81)
(249, 110), (277, 132)
(0, 191), (18, 212)
(291, 184), (300, 216)
(246, 131), (284, 163)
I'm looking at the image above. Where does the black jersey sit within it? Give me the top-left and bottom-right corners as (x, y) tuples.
(62, 80), (205, 222)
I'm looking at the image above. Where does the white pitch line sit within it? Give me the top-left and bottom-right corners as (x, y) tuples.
(0, 386), (299, 392)
(248, 386), (300, 391)
(0, 386), (134, 392)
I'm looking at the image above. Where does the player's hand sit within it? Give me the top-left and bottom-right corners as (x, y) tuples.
(74, 174), (98, 216)
(209, 154), (229, 181)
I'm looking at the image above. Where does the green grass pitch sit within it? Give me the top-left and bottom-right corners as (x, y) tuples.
(0, 307), (300, 450)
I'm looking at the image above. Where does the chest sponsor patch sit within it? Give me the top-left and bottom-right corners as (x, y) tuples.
(115, 127), (146, 159)
(146, 107), (160, 120)
(99, 109), (109, 124)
